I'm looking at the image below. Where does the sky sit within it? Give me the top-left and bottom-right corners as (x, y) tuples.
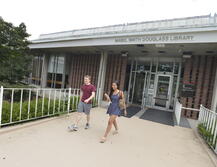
(0, 0), (217, 40)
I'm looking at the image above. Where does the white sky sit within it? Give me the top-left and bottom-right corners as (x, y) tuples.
(0, 0), (217, 40)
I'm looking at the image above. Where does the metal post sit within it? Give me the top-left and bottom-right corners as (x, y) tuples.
(58, 90), (61, 113)
(53, 89), (56, 114)
(27, 89), (31, 119)
(42, 89), (45, 116)
(19, 89), (23, 121)
(10, 89), (14, 123)
(71, 89), (74, 111)
(0, 86), (4, 127)
(131, 60), (138, 103)
(198, 104), (203, 122)
(127, 59), (134, 104)
(35, 89), (39, 118)
(63, 89), (66, 112)
(67, 88), (71, 114)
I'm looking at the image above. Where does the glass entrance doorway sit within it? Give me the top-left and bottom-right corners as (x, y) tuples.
(154, 75), (172, 109)
(127, 58), (181, 111)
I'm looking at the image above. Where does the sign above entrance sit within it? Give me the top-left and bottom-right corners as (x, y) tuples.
(115, 35), (194, 43)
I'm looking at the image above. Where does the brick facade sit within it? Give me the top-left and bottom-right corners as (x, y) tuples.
(104, 54), (128, 94)
(181, 55), (217, 119)
(68, 53), (128, 99)
(69, 54), (101, 88)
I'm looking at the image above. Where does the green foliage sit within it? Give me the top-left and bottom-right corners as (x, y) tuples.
(70, 96), (80, 111)
(1, 94), (98, 126)
(0, 17), (32, 83)
(92, 97), (98, 107)
(198, 123), (216, 148)
(1, 98), (67, 125)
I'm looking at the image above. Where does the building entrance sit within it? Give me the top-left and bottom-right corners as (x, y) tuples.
(127, 57), (181, 111)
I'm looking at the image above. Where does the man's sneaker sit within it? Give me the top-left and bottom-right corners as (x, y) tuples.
(85, 123), (90, 129)
(68, 124), (78, 131)
(73, 126), (78, 131)
(68, 125), (73, 131)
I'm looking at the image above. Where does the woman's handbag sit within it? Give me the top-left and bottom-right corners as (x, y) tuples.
(119, 91), (126, 110)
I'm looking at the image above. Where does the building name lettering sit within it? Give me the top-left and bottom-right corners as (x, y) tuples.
(115, 35), (194, 43)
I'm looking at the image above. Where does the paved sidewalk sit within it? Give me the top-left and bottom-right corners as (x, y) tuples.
(0, 107), (216, 167)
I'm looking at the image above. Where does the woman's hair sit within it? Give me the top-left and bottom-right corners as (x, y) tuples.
(109, 81), (120, 98)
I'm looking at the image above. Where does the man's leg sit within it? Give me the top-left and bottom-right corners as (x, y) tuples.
(84, 103), (91, 129)
(86, 114), (90, 124)
(68, 102), (84, 131)
(74, 112), (83, 126)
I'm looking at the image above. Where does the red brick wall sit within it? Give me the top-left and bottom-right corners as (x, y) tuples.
(181, 55), (217, 119)
(104, 54), (128, 94)
(69, 54), (101, 88)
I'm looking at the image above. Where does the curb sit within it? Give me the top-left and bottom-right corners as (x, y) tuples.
(0, 114), (70, 135)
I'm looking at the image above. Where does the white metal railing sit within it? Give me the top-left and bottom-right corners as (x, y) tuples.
(198, 105), (217, 153)
(174, 99), (182, 126)
(0, 86), (98, 127)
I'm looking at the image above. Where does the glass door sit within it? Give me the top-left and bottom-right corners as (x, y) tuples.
(153, 75), (173, 109)
(132, 72), (146, 105)
(141, 71), (150, 110)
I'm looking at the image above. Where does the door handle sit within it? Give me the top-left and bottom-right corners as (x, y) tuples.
(154, 97), (169, 100)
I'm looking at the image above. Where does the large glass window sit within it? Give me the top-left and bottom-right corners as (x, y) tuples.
(47, 55), (65, 88)
(31, 56), (43, 85)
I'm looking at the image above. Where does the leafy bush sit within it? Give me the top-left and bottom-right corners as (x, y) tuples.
(1, 98), (67, 125)
(198, 123), (216, 148)
(1, 94), (98, 126)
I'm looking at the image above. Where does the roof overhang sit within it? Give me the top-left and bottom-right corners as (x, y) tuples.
(29, 14), (217, 49)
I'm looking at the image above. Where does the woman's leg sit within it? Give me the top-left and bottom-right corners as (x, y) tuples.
(113, 119), (118, 131)
(103, 115), (117, 138)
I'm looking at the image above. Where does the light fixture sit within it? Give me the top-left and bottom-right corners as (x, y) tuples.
(182, 51), (192, 58)
(182, 54), (192, 58)
(121, 51), (128, 57)
(158, 51), (166, 54)
(136, 44), (144, 47)
(155, 44), (165, 48)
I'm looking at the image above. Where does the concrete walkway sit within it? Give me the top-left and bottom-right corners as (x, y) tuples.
(0, 107), (216, 167)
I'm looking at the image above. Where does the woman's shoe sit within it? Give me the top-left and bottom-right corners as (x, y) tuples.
(100, 137), (106, 143)
(112, 130), (119, 135)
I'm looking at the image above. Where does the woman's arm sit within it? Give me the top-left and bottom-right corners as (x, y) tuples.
(104, 93), (111, 102)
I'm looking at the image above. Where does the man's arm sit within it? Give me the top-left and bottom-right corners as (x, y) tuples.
(84, 91), (95, 103)
(80, 90), (83, 101)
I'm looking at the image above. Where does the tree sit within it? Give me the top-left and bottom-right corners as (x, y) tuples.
(0, 16), (32, 83)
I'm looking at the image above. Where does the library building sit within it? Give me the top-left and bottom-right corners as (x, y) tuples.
(29, 14), (217, 120)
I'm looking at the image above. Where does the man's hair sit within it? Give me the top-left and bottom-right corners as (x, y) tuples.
(84, 75), (91, 80)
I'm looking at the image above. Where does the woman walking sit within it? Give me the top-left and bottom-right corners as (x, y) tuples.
(100, 81), (127, 143)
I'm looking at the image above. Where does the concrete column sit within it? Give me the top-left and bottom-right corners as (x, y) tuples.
(97, 51), (108, 106)
(61, 54), (66, 89)
(68, 54), (73, 88)
(40, 54), (49, 88)
(211, 67), (217, 111)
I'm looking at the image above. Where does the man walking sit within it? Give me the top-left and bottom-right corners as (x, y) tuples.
(68, 75), (96, 131)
